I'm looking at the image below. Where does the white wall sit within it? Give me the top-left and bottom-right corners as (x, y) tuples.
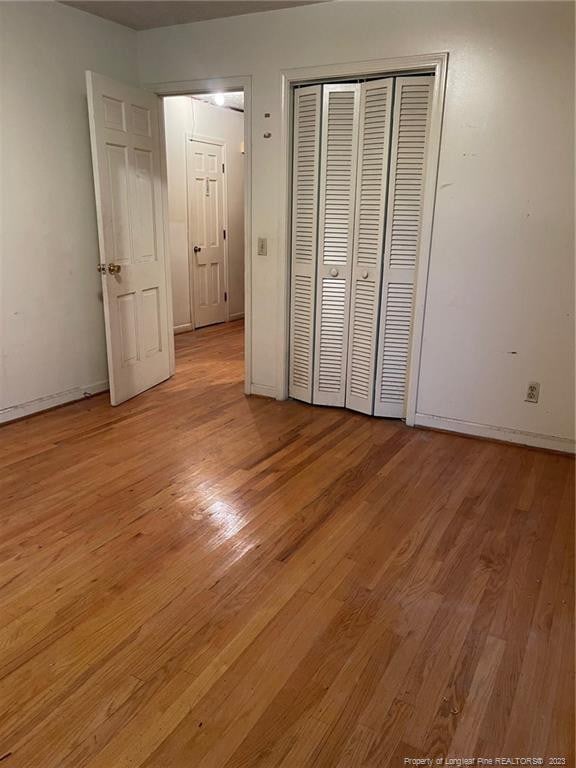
(138, 1), (575, 449)
(0, 1), (137, 421)
(163, 96), (245, 331)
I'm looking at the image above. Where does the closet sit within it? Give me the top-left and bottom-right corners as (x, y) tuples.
(288, 74), (433, 418)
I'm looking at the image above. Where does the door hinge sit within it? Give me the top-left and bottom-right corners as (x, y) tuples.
(222, 163), (225, 173)
(224, 291), (228, 302)
(223, 228), (227, 240)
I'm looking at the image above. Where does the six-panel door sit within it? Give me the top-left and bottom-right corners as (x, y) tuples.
(187, 139), (227, 328)
(86, 71), (172, 406)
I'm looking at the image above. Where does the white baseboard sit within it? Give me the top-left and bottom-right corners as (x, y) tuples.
(229, 312), (245, 321)
(250, 382), (277, 399)
(0, 380), (109, 425)
(174, 323), (193, 335)
(414, 412), (575, 454)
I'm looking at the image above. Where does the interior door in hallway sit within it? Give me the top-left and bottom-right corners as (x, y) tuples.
(86, 71), (173, 406)
(187, 139), (227, 328)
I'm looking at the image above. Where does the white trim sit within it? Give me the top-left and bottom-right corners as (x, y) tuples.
(158, 100), (177, 376)
(278, 53), (448, 405)
(0, 381), (109, 425)
(278, 69), (292, 401)
(251, 383), (276, 399)
(415, 412), (576, 455)
(145, 76), (252, 396)
(146, 76), (249, 97)
(174, 323), (193, 335)
(185, 133), (230, 324)
(188, 132), (227, 145)
(404, 58), (448, 426)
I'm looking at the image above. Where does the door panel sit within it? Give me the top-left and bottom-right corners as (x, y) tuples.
(345, 79), (394, 415)
(141, 287), (162, 356)
(117, 292), (139, 366)
(289, 85), (322, 403)
(375, 76), (434, 418)
(187, 140), (227, 328)
(132, 149), (156, 261)
(106, 144), (131, 264)
(313, 83), (360, 407)
(86, 71), (172, 406)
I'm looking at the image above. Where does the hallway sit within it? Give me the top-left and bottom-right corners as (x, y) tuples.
(0, 320), (573, 767)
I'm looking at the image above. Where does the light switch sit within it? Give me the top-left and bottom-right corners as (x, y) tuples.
(257, 237), (267, 256)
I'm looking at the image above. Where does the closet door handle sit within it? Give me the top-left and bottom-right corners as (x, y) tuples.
(361, 270), (369, 280)
(329, 267), (339, 277)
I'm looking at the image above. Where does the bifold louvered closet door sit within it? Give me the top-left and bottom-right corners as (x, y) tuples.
(289, 74), (433, 418)
(314, 84), (360, 407)
(374, 76), (433, 416)
(289, 85), (322, 402)
(345, 79), (393, 414)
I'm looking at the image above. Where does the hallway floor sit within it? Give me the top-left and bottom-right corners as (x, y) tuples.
(0, 320), (573, 767)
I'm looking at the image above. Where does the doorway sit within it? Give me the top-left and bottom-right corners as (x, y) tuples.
(278, 55), (447, 423)
(288, 75), (434, 419)
(86, 72), (251, 406)
(163, 91), (246, 333)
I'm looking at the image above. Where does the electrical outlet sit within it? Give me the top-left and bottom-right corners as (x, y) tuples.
(525, 381), (540, 403)
(257, 237), (267, 256)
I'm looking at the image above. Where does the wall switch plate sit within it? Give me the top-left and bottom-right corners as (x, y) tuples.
(257, 237), (267, 256)
(525, 381), (540, 403)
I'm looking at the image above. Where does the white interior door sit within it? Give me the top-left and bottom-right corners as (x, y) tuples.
(375, 76), (434, 417)
(86, 71), (172, 406)
(187, 139), (227, 328)
(313, 83), (360, 407)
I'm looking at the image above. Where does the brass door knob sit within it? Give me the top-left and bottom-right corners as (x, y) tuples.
(107, 263), (121, 275)
(194, 246), (202, 253)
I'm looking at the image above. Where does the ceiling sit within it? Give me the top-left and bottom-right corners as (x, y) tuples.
(191, 92), (245, 111)
(62, 1), (325, 31)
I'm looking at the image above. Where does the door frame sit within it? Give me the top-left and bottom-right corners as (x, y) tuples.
(148, 75), (252, 395)
(278, 53), (448, 424)
(158, 100), (177, 375)
(185, 133), (230, 327)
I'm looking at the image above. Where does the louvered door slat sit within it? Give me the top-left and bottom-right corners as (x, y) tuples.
(345, 78), (393, 414)
(313, 84), (360, 407)
(289, 85), (322, 402)
(375, 75), (433, 418)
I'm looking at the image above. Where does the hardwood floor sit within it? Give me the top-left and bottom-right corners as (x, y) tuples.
(0, 319), (573, 767)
